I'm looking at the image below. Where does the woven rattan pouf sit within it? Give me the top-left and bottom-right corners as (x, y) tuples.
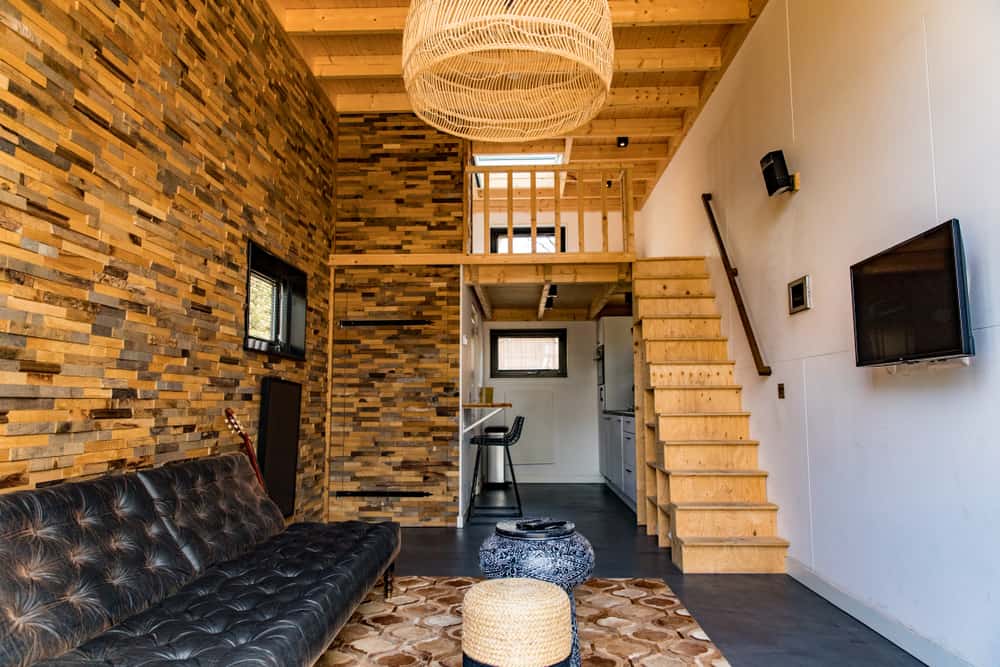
(462, 578), (572, 667)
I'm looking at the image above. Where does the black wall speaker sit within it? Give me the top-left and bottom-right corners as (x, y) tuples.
(761, 150), (794, 196)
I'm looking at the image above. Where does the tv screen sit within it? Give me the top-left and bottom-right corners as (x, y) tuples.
(850, 220), (974, 367)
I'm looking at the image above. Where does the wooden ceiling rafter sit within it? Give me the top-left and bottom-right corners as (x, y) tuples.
(277, 1), (751, 35)
(270, 0), (770, 209)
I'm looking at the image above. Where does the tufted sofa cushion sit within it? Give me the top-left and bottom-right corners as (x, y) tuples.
(0, 475), (196, 667)
(137, 454), (286, 571)
(35, 520), (401, 667)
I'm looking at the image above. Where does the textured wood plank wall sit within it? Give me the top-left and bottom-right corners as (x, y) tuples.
(331, 113), (463, 526)
(0, 0), (337, 519)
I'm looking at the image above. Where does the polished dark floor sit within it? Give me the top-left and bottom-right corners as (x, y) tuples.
(398, 484), (924, 667)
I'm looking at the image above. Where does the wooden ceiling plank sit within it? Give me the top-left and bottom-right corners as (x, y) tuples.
(311, 47), (722, 79)
(606, 86), (700, 109)
(568, 117), (683, 138)
(283, 1), (751, 35)
(336, 87), (698, 114)
(614, 46), (722, 73)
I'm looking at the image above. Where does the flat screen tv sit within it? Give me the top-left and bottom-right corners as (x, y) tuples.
(850, 220), (974, 367)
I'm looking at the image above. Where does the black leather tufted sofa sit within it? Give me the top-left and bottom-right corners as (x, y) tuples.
(0, 454), (400, 667)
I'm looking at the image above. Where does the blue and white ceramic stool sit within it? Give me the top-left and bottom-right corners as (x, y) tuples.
(479, 519), (595, 667)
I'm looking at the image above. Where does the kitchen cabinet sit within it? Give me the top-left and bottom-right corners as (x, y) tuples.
(599, 413), (636, 510)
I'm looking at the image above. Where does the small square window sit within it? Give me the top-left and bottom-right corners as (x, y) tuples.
(490, 329), (567, 378)
(245, 242), (307, 360)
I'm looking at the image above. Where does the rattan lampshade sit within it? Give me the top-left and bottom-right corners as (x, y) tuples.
(402, 0), (615, 143)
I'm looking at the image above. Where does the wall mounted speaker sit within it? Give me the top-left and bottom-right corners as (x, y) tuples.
(761, 150), (798, 196)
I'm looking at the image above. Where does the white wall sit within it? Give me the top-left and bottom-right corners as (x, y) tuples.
(484, 321), (601, 483)
(635, 2), (999, 666)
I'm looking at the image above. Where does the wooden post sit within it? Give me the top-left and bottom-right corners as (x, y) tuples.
(464, 170), (471, 255)
(506, 170), (514, 254)
(600, 171), (609, 253)
(553, 170), (562, 254)
(482, 170), (490, 256)
(576, 171), (585, 253)
(624, 168), (635, 254)
(530, 171), (538, 254)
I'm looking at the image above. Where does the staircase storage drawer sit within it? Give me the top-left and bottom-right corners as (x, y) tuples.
(622, 416), (635, 435)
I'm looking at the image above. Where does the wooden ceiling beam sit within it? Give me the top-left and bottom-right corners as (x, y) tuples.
(570, 143), (669, 163)
(282, 1), (750, 35)
(537, 281), (552, 320)
(568, 117), (683, 139)
(335, 87), (697, 114)
(589, 283), (623, 319)
(615, 47), (722, 73)
(311, 47), (721, 79)
(607, 86), (700, 109)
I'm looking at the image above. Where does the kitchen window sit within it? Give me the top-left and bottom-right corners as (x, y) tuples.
(490, 329), (567, 378)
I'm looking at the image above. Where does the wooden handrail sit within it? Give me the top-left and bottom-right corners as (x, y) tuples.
(701, 193), (772, 377)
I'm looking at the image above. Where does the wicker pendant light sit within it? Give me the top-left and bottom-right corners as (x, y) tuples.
(402, 0), (615, 143)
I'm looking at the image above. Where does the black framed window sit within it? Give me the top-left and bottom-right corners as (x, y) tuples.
(490, 226), (567, 254)
(490, 329), (567, 378)
(245, 241), (307, 360)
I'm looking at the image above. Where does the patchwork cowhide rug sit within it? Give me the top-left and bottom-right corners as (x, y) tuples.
(321, 576), (728, 666)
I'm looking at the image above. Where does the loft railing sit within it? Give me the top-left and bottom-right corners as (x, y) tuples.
(465, 166), (635, 259)
(701, 193), (772, 377)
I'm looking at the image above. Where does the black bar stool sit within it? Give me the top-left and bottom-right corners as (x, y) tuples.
(466, 416), (525, 524)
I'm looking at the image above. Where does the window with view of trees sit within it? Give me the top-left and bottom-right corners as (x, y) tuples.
(245, 241), (307, 359)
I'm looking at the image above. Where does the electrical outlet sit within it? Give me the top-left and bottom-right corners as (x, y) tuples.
(778, 383), (786, 399)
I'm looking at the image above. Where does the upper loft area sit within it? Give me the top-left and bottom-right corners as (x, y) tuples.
(269, 0), (765, 265)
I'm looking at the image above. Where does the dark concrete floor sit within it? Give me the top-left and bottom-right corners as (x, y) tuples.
(398, 483), (924, 667)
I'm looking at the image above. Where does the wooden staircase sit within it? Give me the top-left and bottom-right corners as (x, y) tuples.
(632, 257), (789, 573)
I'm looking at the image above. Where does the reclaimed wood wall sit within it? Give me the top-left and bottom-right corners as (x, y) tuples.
(0, 0), (337, 519)
(331, 113), (463, 526)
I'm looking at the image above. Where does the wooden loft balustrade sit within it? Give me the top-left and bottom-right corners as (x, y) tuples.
(328, 167), (636, 269)
(465, 165), (636, 264)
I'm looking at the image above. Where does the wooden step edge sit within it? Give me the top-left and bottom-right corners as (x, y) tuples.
(650, 385), (743, 391)
(668, 502), (779, 511)
(668, 469), (769, 477)
(633, 273), (711, 280)
(636, 294), (717, 300)
(675, 535), (790, 547)
(635, 256), (707, 262)
(648, 360), (736, 367)
(637, 314), (723, 322)
(646, 463), (768, 477)
(660, 439), (760, 446)
(646, 494), (658, 505)
(657, 411), (752, 417)
(644, 337), (729, 342)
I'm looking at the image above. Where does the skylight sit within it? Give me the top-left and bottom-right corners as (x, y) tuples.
(473, 153), (564, 190)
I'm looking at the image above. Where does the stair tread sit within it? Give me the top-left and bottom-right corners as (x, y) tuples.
(669, 502), (779, 510)
(657, 411), (752, 417)
(638, 314), (723, 321)
(660, 439), (759, 445)
(646, 463), (767, 476)
(649, 385), (742, 390)
(645, 337), (728, 342)
(676, 536), (789, 547)
(635, 256), (706, 262)
(648, 360), (735, 366)
(636, 295), (716, 299)
(669, 469), (769, 477)
(634, 274), (711, 279)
